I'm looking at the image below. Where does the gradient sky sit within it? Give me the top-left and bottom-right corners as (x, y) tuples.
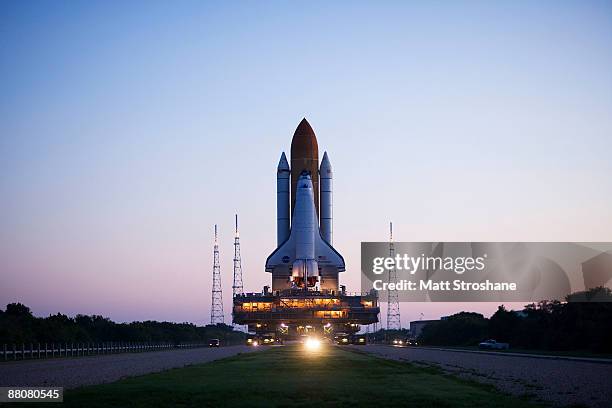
(1, 1), (611, 327)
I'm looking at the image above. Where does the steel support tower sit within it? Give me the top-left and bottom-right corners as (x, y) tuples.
(386, 221), (401, 330)
(232, 214), (244, 298)
(210, 224), (224, 324)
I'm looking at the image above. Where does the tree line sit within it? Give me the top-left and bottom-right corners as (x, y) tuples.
(418, 287), (612, 353)
(0, 303), (245, 345)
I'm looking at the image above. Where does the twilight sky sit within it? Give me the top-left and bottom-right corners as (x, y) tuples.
(1, 1), (611, 327)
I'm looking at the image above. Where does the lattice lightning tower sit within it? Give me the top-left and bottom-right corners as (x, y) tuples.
(386, 221), (401, 330)
(232, 214), (244, 297)
(210, 224), (224, 324)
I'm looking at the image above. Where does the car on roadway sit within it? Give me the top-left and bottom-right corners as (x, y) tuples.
(208, 339), (220, 348)
(478, 339), (509, 350)
(352, 335), (367, 345)
(261, 334), (276, 345)
(247, 339), (259, 347)
(335, 334), (351, 345)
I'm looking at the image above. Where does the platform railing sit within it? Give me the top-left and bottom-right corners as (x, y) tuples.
(237, 290), (378, 298)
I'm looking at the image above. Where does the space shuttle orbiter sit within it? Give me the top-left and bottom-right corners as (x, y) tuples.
(265, 119), (345, 292)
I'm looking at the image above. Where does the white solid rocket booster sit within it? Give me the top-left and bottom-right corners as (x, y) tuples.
(277, 152), (290, 245)
(319, 151), (333, 244)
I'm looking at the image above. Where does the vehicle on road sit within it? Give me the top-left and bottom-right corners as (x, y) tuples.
(261, 334), (276, 345)
(352, 335), (367, 345)
(478, 339), (509, 350)
(405, 339), (418, 346)
(335, 334), (351, 345)
(392, 339), (404, 346)
(208, 339), (220, 348)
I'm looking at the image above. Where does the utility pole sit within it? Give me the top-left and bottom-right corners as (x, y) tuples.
(211, 224), (224, 325)
(386, 221), (401, 330)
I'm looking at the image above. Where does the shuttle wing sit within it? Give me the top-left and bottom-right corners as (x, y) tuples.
(265, 230), (345, 272)
(266, 172), (345, 273)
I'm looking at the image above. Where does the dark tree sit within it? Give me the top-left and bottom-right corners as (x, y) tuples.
(0, 304), (245, 345)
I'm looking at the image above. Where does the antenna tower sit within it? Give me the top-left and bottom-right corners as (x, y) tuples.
(386, 221), (401, 330)
(210, 224), (224, 324)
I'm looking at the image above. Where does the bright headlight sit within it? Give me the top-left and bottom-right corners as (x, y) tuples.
(305, 337), (321, 351)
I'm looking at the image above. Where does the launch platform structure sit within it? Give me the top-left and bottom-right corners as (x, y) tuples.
(386, 222), (401, 330)
(210, 224), (224, 324)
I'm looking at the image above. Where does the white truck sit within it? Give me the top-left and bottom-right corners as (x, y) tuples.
(478, 339), (509, 350)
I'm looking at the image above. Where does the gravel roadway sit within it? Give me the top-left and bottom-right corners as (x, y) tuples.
(357, 345), (612, 408)
(0, 346), (259, 389)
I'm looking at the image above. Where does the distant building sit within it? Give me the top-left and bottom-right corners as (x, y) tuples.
(409, 319), (439, 339)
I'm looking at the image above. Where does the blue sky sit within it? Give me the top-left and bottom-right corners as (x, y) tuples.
(1, 1), (611, 325)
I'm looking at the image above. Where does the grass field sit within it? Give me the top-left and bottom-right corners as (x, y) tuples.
(19, 345), (543, 407)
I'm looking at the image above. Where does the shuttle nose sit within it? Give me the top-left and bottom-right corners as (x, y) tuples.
(297, 172), (313, 188)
